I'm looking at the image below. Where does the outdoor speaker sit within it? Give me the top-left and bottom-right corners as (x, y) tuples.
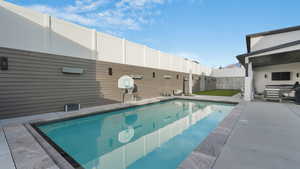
(0, 57), (8, 70)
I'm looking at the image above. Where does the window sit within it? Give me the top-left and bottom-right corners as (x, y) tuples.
(108, 68), (113, 76)
(272, 72), (290, 81)
(152, 72), (155, 78)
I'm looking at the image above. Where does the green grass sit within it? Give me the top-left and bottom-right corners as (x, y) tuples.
(193, 89), (240, 96)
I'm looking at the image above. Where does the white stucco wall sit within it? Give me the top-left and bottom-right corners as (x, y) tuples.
(211, 67), (245, 77)
(125, 41), (144, 66)
(97, 32), (124, 64)
(250, 30), (300, 52)
(253, 62), (300, 93)
(145, 47), (160, 69)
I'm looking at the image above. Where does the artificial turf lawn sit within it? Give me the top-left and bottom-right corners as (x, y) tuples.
(193, 89), (240, 96)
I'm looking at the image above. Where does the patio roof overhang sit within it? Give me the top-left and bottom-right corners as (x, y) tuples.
(237, 40), (300, 68)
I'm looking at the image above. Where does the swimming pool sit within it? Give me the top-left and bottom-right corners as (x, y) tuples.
(35, 99), (235, 169)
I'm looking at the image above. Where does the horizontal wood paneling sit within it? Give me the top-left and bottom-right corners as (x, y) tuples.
(0, 47), (187, 118)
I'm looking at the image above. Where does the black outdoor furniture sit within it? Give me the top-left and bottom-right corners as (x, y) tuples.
(295, 88), (300, 104)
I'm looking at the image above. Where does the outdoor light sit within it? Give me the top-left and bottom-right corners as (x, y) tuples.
(108, 67), (113, 76)
(62, 67), (84, 74)
(264, 74), (267, 79)
(0, 57), (8, 70)
(297, 73), (299, 78)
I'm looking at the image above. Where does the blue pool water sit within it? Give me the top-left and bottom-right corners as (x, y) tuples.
(38, 99), (235, 169)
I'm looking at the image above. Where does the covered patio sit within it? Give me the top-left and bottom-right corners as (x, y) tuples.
(237, 40), (300, 101)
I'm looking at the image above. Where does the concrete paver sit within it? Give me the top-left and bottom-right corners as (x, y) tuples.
(0, 128), (16, 169)
(213, 102), (300, 169)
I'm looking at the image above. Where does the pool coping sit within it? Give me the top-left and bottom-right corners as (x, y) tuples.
(177, 100), (246, 169)
(25, 96), (242, 169)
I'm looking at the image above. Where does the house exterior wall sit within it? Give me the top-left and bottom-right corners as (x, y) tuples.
(253, 62), (300, 93)
(0, 47), (187, 118)
(250, 30), (300, 52)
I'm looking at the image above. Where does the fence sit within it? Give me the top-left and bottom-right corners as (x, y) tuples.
(0, 1), (211, 75)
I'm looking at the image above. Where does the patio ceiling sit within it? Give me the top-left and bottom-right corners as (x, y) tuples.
(250, 49), (300, 68)
(237, 40), (300, 68)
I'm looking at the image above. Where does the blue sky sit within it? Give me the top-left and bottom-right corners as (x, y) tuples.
(6, 0), (300, 67)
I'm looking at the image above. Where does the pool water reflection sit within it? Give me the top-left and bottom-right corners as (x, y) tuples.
(38, 99), (235, 169)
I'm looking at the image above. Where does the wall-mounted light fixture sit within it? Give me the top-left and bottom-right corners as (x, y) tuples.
(108, 67), (113, 76)
(130, 75), (143, 80)
(163, 75), (172, 79)
(0, 57), (8, 70)
(62, 67), (84, 74)
(264, 74), (268, 79)
(297, 73), (299, 78)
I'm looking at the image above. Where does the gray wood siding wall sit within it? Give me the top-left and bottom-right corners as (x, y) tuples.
(0, 47), (187, 118)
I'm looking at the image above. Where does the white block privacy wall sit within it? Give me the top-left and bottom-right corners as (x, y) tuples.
(0, 0), (212, 75)
(211, 67), (245, 77)
(97, 33), (124, 64)
(145, 47), (160, 69)
(125, 41), (144, 66)
(51, 18), (94, 59)
(0, 1), (45, 53)
(159, 52), (171, 71)
(172, 55), (183, 72)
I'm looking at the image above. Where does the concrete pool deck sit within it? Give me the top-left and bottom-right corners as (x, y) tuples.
(212, 101), (300, 169)
(0, 96), (299, 169)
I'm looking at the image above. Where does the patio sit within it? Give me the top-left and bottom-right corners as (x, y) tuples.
(0, 97), (300, 169)
(212, 101), (300, 169)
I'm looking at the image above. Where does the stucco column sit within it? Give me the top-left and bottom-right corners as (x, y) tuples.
(199, 74), (206, 91)
(189, 69), (193, 95)
(244, 58), (254, 101)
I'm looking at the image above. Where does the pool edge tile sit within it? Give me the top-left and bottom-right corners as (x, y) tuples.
(177, 152), (216, 169)
(4, 124), (60, 169)
(177, 101), (246, 169)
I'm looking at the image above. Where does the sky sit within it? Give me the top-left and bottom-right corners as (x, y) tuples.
(6, 0), (300, 67)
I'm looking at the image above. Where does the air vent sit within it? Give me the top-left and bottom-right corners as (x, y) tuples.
(64, 104), (80, 112)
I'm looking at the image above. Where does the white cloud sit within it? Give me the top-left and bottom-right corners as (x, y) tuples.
(174, 52), (202, 61)
(27, 0), (169, 33)
(65, 0), (109, 13)
(116, 0), (166, 9)
(29, 5), (98, 26)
